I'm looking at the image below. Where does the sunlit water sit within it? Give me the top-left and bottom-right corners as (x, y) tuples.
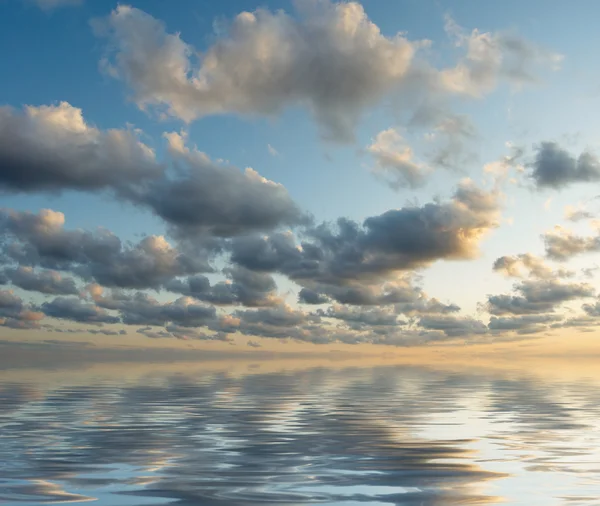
(2, 361), (600, 505)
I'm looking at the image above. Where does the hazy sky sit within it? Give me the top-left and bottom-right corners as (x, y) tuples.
(3, 0), (600, 351)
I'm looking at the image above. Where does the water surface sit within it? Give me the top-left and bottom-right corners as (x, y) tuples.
(2, 361), (600, 505)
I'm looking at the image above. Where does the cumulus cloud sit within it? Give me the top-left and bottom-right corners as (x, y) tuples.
(0, 289), (44, 329)
(0, 104), (305, 242)
(232, 180), (500, 298)
(94, 2), (417, 142)
(40, 297), (118, 324)
(129, 132), (306, 238)
(90, 287), (217, 328)
(486, 279), (594, 316)
(0, 209), (210, 288)
(530, 142), (600, 189)
(492, 253), (572, 279)
(418, 314), (487, 338)
(366, 128), (431, 188)
(165, 266), (282, 307)
(543, 226), (600, 261)
(1, 266), (79, 295)
(0, 102), (160, 194)
(488, 314), (560, 334)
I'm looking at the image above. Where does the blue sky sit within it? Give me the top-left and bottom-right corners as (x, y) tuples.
(2, 0), (600, 350)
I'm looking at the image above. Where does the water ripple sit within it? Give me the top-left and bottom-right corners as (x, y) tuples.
(2, 364), (600, 505)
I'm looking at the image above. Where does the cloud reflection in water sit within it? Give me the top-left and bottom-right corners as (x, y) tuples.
(2, 364), (600, 505)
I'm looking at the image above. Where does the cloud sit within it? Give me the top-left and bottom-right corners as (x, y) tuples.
(94, 2), (417, 142)
(441, 15), (562, 97)
(91, 287), (217, 328)
(0, 209), (211, 289)
(40, 297), (118, 324)
(129, 132), (306, 238)
(267, 144), (279, 157)
(366, 128), (431, 188)
(0, 289), (44, 329)
(565, 204), (595, 222)
(492, 253), (572, 279)
(298, 288), (330, 305)
(247, 340), (262, 348)
(488, 314), (560, 334)
(2, 267), (79, 295)
(87, 328), (126, 336)
(486, 279), (594, 316)
(418, 315), (488, 338)
(232, 180), (500, 297)
(165, 266), (282, 307)
(0, 102), (160, 194)
(0, 104), (305, 242)
(530, 142), (600, 189)
(543, 226), (600, 261)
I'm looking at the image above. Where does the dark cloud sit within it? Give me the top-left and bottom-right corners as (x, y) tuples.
(298, 288), (329, 305)
(232, 181), (500, 302)
(247, 340), (262, 348)
(0, 103), (161, 194)
(318, 305), (403, 330)
(165, 266), (281, 307)
(418, 315), (487, 338)
(0, 289), (44, 329)
(87, 329), (127, 336)
(530, 142), (600, 189)
(486, 279), (594, 316)
(91, 287), (217, 328)
(1, 209), (209, 289)
(488, 314), (560, 334)
(40, 297), (119, 324)
(2, 266), (79, 295)
(128, 133), (307, 238)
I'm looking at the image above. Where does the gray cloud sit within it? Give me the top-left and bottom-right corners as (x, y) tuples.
(3, 266), (79, 295)
(0, 289), (44, 329)
(0, 104), (305, 243)
(488, 314), (560, 334)
(40, 297), (118, 324)
(486, 279), (594, 316)
(418, 315), (487, 338)
(530, 142), (600, 189)
(232, 181), (500, 302)
(1, 209), (210, 289)
(544, 227), (600, 261)
(165, 266), (281, 307)
(95, 4), (560, 144)
(94, 2), (416, 142)
(298, 288), (330, 305)
(91, 287), (217, 328)
(0, 103), (161, 194)
(128, 132), (307, 239)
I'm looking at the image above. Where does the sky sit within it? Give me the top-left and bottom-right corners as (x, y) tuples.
(3, 0), (600, 353)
